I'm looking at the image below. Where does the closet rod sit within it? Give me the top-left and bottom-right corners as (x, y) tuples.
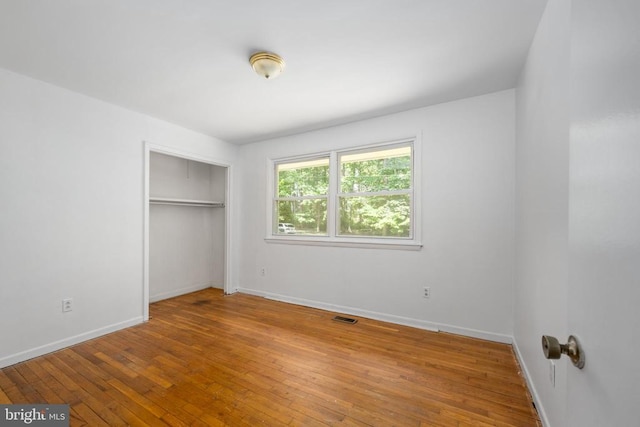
(149, 197), (224, 208)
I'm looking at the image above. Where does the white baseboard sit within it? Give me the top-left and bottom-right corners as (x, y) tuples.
(0, 316), (144, 369)
(237, 287), (512, 344)
(513, 338), (550, 427)
(150, 282), (214, 303)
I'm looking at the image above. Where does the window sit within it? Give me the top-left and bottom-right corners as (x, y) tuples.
(270, 138), (419, 248)
(274, 157), (329, 236)
(338, 145), (412, 238)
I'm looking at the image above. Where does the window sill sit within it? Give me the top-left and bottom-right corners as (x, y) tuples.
(264, 236), (422, 251)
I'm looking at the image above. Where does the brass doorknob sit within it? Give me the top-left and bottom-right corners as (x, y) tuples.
(541, 335), (585, 369)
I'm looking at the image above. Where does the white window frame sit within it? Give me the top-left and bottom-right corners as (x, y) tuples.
(266, 136), (422, 250)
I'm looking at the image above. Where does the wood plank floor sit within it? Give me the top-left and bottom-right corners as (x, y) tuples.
(0, 289), (541, 426)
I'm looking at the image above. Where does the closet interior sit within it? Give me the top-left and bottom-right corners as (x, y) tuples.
(149, 152), (226, 302)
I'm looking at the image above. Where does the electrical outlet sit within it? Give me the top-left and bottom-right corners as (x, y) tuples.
(423, 287), (431, 298)
(62, 298), (73, 313)
(549, 360), (555, 387)
(260, 268), (266, 277)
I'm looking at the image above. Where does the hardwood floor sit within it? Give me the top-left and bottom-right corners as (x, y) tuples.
(0, 289), (540, 426)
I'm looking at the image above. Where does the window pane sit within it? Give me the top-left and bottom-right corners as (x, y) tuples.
(340, 146), (411, 193)
(277, 158), (329, 197)
(339, 194), (411, 237)
(275, 198), (327, 235)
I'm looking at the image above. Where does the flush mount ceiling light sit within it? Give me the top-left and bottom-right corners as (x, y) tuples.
(249, 51), (286, 79)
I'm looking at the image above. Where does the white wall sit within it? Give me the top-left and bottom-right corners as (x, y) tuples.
(0, 67), (238, 367)
(149, 153), (226, 302)
(514, 1), (570, 426)
(238, 90), (516, 341)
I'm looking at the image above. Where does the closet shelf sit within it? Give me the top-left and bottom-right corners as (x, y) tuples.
(149, 197), (224, 208)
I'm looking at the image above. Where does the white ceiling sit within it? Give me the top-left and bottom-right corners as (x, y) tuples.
(0, 0), (546, 144)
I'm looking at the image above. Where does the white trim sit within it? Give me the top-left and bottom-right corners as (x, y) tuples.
(0, 317), (143, 369)
(144, 143), (232, 168)
(223, 165), (233, 294)
(143, 144), (150, 321)
(150, 283), (218, 303)
(276, 195), (328, 202)
(237, 287), (512, 344)
(338, 189), (411, 198)
(412, 131), (423, 244)
(264, 236), (422, 251)
(266, 157), (275, 237)
(143, 141), (234, 324)
(272, 151), (332, 167)
(328, 150), (338, 236)
(513, 338), (551, 427)
(437, 323), (512, 344)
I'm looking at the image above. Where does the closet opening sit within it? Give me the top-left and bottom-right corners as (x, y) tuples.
(143, 144), (231, 321)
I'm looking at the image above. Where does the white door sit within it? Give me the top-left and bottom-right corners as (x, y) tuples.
(567, 0), (640, 425)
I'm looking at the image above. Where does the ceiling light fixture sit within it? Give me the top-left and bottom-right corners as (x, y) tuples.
(249, 51), (285, 80)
